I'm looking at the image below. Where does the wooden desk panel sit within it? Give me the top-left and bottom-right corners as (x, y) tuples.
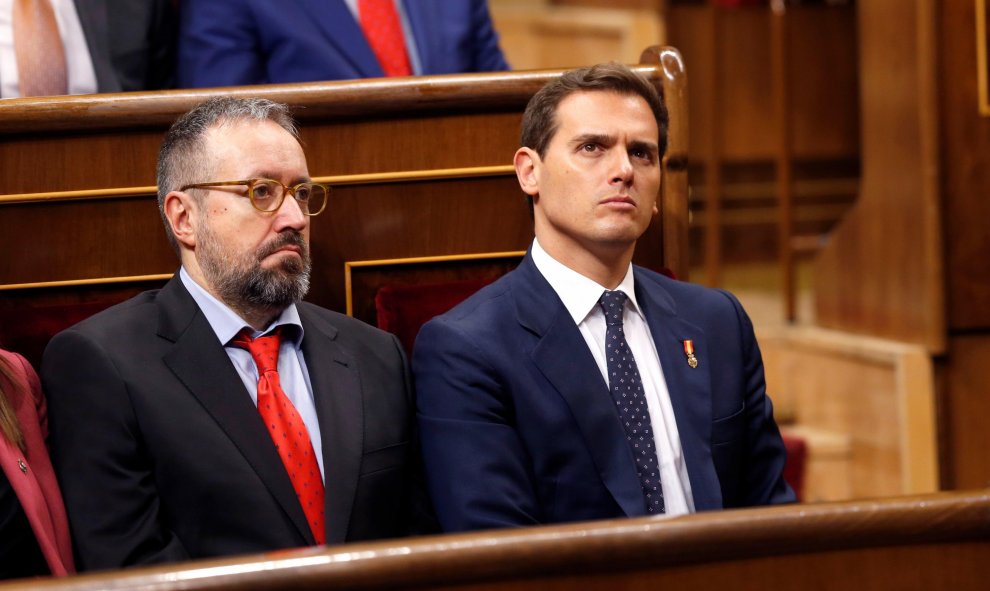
(0, 48), (687, 362)
(2, 491), (987, 591)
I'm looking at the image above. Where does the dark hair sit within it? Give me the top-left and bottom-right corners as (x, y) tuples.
(520, 62), (668, 159)
(156, 97), (300, 253)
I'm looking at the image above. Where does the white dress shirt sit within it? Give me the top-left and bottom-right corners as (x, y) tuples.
(0, 0), (97, 98)
(531, 238), (696, 515)
(180, 267), (325, 479)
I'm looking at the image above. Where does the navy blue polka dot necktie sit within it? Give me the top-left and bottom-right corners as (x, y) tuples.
(599, 290), (665, 514)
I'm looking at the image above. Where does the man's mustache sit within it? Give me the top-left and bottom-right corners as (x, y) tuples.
(256, 231), (308, 261)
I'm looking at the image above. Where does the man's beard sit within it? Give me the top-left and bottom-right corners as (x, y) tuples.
(198, 224), (311, 313)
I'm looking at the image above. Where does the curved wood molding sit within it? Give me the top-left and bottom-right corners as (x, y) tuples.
(0, 166), (515, 206)
(0, 67), (668, 135)
(642, 45), (690, 281)
(0, 273), (173, 292)
(0, 186), (157, 205)
(5, 491), (988, 591)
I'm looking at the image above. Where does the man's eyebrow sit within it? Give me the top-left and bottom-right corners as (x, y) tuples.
(629, 140), (660, 155)
(570, 133), (614, 146)
(252, 171), (312, 184)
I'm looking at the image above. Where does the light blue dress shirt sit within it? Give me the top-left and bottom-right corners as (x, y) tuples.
(179, 267), (325, 479)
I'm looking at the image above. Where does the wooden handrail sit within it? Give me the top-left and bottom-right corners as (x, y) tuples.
(0, 66), (667, 135)
(2, 490), (987, 590)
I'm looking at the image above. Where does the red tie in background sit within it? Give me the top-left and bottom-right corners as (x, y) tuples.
(358, 0), (412, 77)
(230, 327), (326, 545)
(12, 0), (68, 97)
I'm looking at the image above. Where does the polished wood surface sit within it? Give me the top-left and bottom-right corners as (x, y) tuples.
(1, 491), (987, 590)
(814, 0), (945, 351)
(491, 3), (665, 70)
(941, 0), (990, 330)
(770, 4), (796, 321)
(666, 3), (859, 279)
(812, 0), (990, 490)
(0, 51), (689, 347)
(934, 0), (990, 491)
(643, 46), (691, 277)
(939, 334), (990, 490)
(761, 326), (938, 502)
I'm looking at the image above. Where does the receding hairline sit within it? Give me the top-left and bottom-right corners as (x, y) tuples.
(196, 116), (305, 165)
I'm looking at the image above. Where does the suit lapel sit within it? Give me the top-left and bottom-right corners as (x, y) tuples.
(299, 0), (383, 78)
(156, 277), (314, 544)
(635, 270), (722, 510)
(72, 0), (121, 92)
(298, 306), (363, 545)
(514, 256), (647, 518)
(400, 0), (435, 74)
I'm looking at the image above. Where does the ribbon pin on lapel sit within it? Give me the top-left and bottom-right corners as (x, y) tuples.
(682, 340), (698, 369)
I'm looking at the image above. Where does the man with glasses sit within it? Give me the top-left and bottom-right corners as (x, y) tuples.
(42, 97), (429, 570)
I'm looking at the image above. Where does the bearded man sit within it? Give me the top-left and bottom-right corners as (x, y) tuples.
(42, 97), (429, 571)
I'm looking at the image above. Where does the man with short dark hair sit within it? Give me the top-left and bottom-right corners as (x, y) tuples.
(43, 97), (427, 570)
(414, 63), (795, 532)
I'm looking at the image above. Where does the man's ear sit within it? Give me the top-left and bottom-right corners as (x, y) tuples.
(514, 147), (540, 197)
(163, 190), (198, 249)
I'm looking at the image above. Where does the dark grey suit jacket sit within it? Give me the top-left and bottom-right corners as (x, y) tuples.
(42, 275), (429, 571)
(74, 0), (177, 92)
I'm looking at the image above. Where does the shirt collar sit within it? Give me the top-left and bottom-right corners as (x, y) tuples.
(530, 238), (641, 325)
(179, 267), (304, 346)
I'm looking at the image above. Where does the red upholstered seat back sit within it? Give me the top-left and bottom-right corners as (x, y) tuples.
(781, 432), (807, 502)
(0, 299), (119, 370)
(374, 278), (493, 359)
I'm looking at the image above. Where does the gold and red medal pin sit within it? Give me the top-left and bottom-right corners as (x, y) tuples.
(682, 340), (698, 368)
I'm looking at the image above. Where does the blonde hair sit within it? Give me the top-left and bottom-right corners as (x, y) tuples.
(0, 355), (26, 452)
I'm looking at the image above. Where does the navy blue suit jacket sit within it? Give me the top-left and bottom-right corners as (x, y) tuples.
(413, 253), (795, 532)
(177, 0), (509, 88)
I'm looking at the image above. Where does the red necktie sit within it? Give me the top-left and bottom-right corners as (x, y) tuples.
(230, 327), (326, 545)
(12, 0), (68, 97)
(357, 0), (412, 77)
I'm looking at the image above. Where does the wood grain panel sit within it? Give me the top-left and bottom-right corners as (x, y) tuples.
(940, 0), (990, 329)
(299, 113), (523, 176)
(492, 1), (665, 71)
(0, 52), (688, 364)
(760, 326), (938, 502)
(666, 3), (859, 276)
(939, 334), (990, 489)
(814, 0), (945, 352)
(787, 6), (860, 159)
(0, 196), (174, 284)
(309, 175), (533, 313)
(666, 5), (858, 163)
